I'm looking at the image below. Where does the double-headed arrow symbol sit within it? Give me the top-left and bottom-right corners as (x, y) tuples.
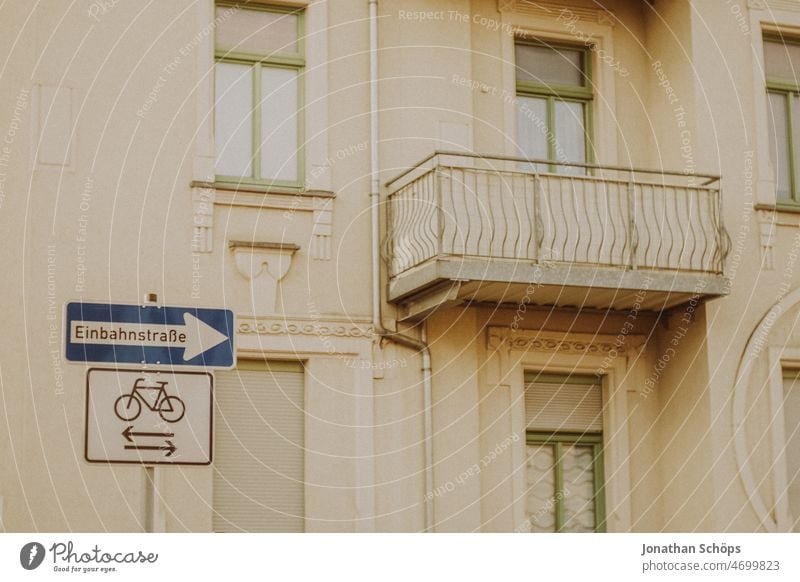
(122, 426), (178, 457)
(124, 441), (177, 457)
(122, 426), (174, 442)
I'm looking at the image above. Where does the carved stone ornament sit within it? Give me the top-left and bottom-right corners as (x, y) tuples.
(238, 316), (374, 338)
(229, 241), (299, 316)
(488, 327), (642, 356)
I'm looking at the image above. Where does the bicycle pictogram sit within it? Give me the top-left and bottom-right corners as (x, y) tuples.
(114, 377), (186, 423)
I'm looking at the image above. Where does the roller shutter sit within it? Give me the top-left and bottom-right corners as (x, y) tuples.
(213, 360), (304, 532)
(524, 373), (602, 432)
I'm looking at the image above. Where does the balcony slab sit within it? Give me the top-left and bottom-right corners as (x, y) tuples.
(389, 257), (728, 319)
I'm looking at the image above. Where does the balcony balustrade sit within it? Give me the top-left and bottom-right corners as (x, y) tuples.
(386, 152), (730, 319)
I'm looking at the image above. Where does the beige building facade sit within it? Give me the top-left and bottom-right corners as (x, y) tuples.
(1, 0), (800, 533)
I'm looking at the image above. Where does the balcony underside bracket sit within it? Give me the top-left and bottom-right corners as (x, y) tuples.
(396, 280), (464, 322)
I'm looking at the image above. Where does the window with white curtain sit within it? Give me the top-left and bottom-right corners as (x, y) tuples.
(214, 3), (303, 186)
(515, 41), (593, 175)
(523, 372), (606, 533)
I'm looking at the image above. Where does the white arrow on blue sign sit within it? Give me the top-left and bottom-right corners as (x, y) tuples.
(65, 302), (235, 368)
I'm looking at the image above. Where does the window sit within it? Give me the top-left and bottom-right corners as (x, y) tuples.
(765, 37), (800, 203)
(515, 41), (593, 174)
(523, 373), (606, 532)
(214, 3), (304, 187)
(213, 360), (305, 532)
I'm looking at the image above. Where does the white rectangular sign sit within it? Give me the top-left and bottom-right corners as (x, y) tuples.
(85, 368), (213, 465)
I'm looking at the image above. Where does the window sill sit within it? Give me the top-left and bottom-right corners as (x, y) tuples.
(776, 203), (800, 214)
(191, 180), (335, 198)
(754, 202), (800, 226)
(228, 240), (300, 252)
(189, 179), (334, 254)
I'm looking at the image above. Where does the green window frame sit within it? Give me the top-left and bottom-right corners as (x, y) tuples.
(524, 372), (606, 533)
(765, 35), (800, 206)
(526, 431), (606, 532)
(514, 39), (594, 172)
(214, 2), (305, 189)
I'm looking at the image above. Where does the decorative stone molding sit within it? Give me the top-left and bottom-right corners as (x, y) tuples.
(507, 336), (614, 355)
(33, 85), (73, 169)
(751, 0), (800, 11)
(596, 11), (616, 27)
(229, 241), (299, 316)
(190, 180), (335, 212)
(238, 315), (374, 338)
(215, 190), (326, 211)
(757, 208), (776, 270)
(488, 325), (636, 531)
(750, 0), (800, 11)
(497, 0), (515, 12)
(311, 197), (333, 260)
(488, 327), (643, 356)
(487, 330), (509, 352)
(191, 185), (215, 253)
(498, 0), (615, 25)
(189, 181), (336, 252)
(625, 340), (648, 374)
(732, 288), (800, 532)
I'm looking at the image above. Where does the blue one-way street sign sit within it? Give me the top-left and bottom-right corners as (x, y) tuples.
(65, 302), (235, 368)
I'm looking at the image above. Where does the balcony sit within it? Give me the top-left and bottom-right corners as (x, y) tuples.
(386, 153), (730, 319)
